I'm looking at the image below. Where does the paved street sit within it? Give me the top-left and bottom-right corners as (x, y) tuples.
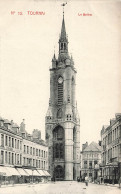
(0, 182), (121, 194)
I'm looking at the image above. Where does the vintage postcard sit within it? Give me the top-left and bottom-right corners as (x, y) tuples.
(0, 0), (121, 193)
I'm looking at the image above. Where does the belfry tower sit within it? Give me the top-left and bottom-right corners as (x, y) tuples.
(45, 6), (80, 181)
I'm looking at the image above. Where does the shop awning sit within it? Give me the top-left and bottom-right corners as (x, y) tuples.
(37, 169), (46, 176)
(5, 167), (20, 176)
(24, 169), (41, 176)
(24, 169), (32, 176)
(33, 170), (41, 176)
(0, 166), (11, 176)
(43, 170), (51, 177)
(16, 168), (29, 176)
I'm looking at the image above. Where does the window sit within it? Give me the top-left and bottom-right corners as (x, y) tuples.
(53, 126), (64, 141)
(1, 134), (4, 147)
(12, 153), (14, 165)
(5, 136), (8, 146)
(89, 161), (92, 169)
(84, 161), (87, 168)
(36, 160), (38, 168)
(44, 151), (45, 158)
(54, 143), (64, 159)
(42, 161), (43, 169)
(17, 140), (19, 149)
(15, 154), (16, 164)
(27, 146), (29, 154)
(44, 161), (45, 169)
(24, 157), (26, 165)
(15, 139), (17, 148)
(24, 145), (26, 153)
(9, 137), (11, 147)
(30, 147), (32, 155)
(1, 151), (4, 164)
(36, 149), (38, 156)
(9, 152), (11, 164)
(5, 151), (7, 163)
(33, 159), (35, 166)
(17, 154), (19, 164)
(53, 126), (64, 160)
(20, 155), (22, 165)
(12, 138), (14, 148)
(33, 148), (35, 156)
(41, 150), (43, 157)
(39, 149), (40, 157)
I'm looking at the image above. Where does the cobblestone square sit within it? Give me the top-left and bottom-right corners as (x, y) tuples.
(0, 182), (121, 194)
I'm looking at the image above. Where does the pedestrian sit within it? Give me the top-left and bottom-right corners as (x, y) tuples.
(85, 176), (89, 186)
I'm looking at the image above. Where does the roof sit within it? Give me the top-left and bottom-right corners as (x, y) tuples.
(103, 125), (109, 130)
(4, 119), (11, 124)
(12, 123), (19, 128)
(83, 141), (102, 152)
(0, 116), (4, 121)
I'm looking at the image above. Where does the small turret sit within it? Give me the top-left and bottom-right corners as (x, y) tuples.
(20, 119), (27, 138)
(52, 53), (57, 69)
(70, 55), (74, 66)
(75, 102), (80, 124)
(46, 99), (53, 121)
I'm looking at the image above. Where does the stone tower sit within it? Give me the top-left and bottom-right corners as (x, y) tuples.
(45, 10), (80, 181)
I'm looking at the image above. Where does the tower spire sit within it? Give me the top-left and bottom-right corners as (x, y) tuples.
(60, 2), (67, 40)
(59, 2), (68, 55)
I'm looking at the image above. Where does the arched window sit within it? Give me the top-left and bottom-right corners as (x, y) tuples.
(53, 126), (64, 159)
(53, 126), (64, 141)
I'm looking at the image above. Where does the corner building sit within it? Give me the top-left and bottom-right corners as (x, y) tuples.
(45, 13), (80, 181)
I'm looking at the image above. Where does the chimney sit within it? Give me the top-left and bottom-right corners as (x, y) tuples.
(82, 142), (88, 151)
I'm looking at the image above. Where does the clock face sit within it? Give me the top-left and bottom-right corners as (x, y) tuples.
(58, 77), (63, 84)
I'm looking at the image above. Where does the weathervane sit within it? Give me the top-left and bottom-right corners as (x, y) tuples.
(61, 2), (67, 17)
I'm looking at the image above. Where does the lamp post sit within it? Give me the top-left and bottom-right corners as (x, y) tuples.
(95, 164), (99, 183)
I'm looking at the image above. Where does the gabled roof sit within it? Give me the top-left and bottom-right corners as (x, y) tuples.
(83, 141), (102, 152)
(4, 119), (11, 124)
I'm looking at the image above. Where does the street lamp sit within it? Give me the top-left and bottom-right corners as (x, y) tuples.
(95, 164), (99, 182)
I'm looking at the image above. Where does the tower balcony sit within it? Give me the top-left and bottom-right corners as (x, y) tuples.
(46, 117), (78, 124)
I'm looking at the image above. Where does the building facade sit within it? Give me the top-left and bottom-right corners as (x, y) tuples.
(0, 117), (49, 184)
(80, 142), (102, 182)
(101, 113), (121, 184)
(45, 12), (80, 181)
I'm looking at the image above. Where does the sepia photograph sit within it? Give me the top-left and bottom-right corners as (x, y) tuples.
(0, 0), (121, 193)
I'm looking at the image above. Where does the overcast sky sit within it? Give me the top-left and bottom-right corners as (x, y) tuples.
(0, 0), (121, 147)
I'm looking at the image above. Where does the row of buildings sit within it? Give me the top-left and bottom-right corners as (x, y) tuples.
(80, 113), (121, 184)
(0, 116), (50, 184)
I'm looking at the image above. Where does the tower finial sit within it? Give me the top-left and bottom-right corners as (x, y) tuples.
(61, 2), (67, 18)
